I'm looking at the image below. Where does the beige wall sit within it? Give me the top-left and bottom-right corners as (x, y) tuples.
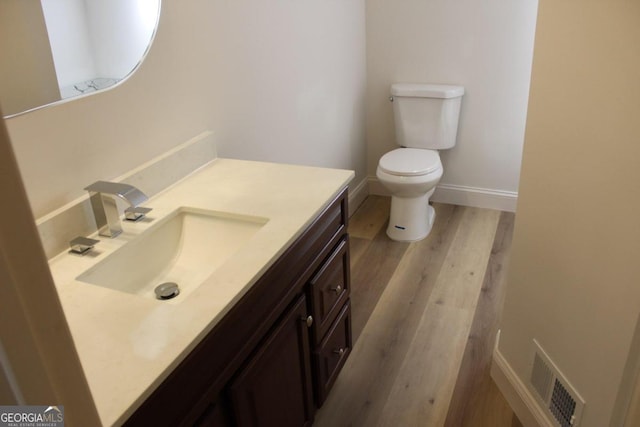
(0, 107), (100, 424)
(497, 0), (640, 425)
(0, 0), (60, 116)
(6, 0), (367, 219)
(207, 0), (367, 180)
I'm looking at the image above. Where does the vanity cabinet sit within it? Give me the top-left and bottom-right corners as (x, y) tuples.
(124, 188), (351, 427)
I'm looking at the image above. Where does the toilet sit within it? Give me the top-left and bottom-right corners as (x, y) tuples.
(376, 83), (464, 241)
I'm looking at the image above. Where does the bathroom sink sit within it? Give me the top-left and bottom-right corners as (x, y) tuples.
(77, 207), (268, 301)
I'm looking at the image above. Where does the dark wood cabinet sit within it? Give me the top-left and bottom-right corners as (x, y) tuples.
(125, 188), (351, 427)
(229, 295), (314, 427)
(193, 400), (232, 427)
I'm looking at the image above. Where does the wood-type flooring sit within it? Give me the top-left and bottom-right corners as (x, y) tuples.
(314, 196), (522, 427)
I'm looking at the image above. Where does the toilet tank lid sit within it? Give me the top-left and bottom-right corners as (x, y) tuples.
(391, 83), (464, 98)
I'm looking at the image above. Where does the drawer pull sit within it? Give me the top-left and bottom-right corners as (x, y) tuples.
(331, 285), (343, 294)
(301, 315), (313, 327)
(333, 348), (345, 356)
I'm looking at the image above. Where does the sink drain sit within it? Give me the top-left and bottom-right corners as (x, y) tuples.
(155, 282), (180, 300)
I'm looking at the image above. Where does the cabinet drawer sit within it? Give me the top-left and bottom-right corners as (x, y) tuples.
(309, 238), (350, 344)
(313, 299), (352, 406)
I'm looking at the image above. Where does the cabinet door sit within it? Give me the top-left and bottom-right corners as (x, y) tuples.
(192, 400), (232, 427)
(229, 295), (314, 427)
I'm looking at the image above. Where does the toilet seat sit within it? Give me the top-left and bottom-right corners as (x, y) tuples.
(378, 148), (441, 176)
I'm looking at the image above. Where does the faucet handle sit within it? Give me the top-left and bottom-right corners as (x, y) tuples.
(125, 206), (152, 222)
(69, 236), (100, 255)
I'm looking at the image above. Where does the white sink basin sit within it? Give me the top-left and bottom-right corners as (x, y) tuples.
(77, 207), (268, 302)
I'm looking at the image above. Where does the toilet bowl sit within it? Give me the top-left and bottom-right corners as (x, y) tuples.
(376, 147), (443, 241)
(377, 83), (464, 242)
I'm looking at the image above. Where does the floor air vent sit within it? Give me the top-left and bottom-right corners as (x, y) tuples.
(530, 340), (585, 427)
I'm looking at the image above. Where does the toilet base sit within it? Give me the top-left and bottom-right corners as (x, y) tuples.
(386, 194), (436, 242)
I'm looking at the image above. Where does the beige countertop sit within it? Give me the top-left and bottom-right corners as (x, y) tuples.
(48, 158), (354, 426)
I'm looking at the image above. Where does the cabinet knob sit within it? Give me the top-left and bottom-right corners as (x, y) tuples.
(333, 348), (345, 356)
(331, 285), (343, 294)
(301, 315), (313, 327)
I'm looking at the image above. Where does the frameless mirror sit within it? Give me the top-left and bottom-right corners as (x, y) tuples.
(0, 0), (161, 118)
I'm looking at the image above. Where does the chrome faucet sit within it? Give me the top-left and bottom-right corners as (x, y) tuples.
(84, 181), (152, 238)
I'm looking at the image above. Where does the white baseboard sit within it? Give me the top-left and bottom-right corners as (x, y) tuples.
(367, 176), (518, 212)
(491, 348), (555, 427)
(433, 184), (517, 212)
(348, 177), (369, 217)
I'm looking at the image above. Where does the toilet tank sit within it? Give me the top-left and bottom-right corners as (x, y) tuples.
(391, 83), (464, 150)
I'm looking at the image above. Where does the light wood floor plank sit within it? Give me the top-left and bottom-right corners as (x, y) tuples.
(348, 196), (407, 339)
(349, 235), (369, 268)
(377, 207), (500, 426)
(427, 208), (502, 310)
(349, 226), (410, 341)
(348, 196), (391, 241)
(451, 372), (520, 427)
(445, 211), (517, 427)
(314, 198), (518, 427)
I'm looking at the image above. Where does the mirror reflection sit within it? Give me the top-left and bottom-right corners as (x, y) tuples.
(0, 0), (161, 118)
